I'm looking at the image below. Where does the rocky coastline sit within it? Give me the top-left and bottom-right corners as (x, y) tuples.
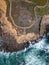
(0, 0), (49, 52)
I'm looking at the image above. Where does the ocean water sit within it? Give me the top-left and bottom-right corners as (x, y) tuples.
(0, 34), (49, 65)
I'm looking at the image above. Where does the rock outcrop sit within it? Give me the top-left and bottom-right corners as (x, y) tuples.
(17, 33), (39, 43)
(40, 15), (49, 36)
(0, 0), (40, 52)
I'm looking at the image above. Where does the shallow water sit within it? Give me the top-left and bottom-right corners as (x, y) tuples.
(0, 34), (49, 65)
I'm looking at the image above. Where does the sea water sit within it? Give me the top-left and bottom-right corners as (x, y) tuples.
(0, 34), (49, 65)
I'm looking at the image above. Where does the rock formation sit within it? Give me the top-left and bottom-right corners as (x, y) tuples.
(40, 15), (49, 36)
(0, 0), (40, 52)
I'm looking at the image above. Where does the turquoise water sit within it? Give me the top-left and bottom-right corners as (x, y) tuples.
(0, 34), (49, 65)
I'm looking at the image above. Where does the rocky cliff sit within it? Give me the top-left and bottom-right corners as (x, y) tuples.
(40, 15), (49, 36)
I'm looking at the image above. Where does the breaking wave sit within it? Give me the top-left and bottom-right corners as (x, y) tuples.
(0, 34), (49, 65)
